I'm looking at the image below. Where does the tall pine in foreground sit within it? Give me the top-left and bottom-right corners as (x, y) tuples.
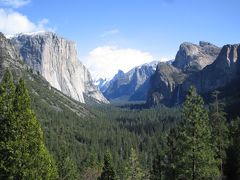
(175, 87), (220, 179)
(150, 152), (165, 180)
(0, 70), (57, 179)
(0, 70), (16, 178)
(125, 148), (144, 180)
(209, 91), (229, 176)
(98, 150), (116, 180)
(225, 118), (240, 180)
(165, 128), (179, 179)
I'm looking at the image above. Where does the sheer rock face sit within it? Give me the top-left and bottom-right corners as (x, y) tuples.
(9, 32), (108, 104)
(146, 62), (186, 106)
(172, 41), (221, 72)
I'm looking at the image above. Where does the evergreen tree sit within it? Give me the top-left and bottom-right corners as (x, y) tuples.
(150, 135), (167, 180)
(225, 118), (240, 180)
(175, 87), (220, 179)
(0, 69), (16, 179)
(209, 91), (229, 175)
(125, 148), (144, 180)
(14, 78), (58, 179)
(82, 151), (101, 180)
(57, 145), (79, 180)
(116, 161), (129, 180)
(60, 156), (78, 180)
(98, 150), (116, 180)
(0, 71), (57, 179)
(150, 153), (165, 180)
(165, 128), (179, 180)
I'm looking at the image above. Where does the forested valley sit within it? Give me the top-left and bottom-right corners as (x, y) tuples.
(1, 70), (240, 180)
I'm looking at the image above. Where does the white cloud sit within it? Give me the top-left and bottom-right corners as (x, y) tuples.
(101, 29), (120, 38)
(0, 9), (51, 35)
(0, 0), (31, 8)
(82, 46), (154, 79)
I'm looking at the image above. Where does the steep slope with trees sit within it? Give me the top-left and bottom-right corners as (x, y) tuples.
(0, 70), (57, 179)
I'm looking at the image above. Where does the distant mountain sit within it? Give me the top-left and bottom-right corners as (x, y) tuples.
(9, 32), (108, 104)
(94, 78), (110, 92)
(147, 41), (229, 107)
(101, 61), (160, 102)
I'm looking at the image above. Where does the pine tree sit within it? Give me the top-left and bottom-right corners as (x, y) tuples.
(82, 151), (102, 180)
(150, 153), (165, 180)
(225, 118), (240, 180)
(14, 78), (58, 179)
(125, 148), (144, 180)
(98, 150), (116, 180)
(0, 69), (16, 179)
(60, 156), (78, 180)
(209, 91), (229, 176)
(116, 161), (129, 180)
(165, 128), (179, 180)
(175, 86), (220, 179)
(0, 71), (58, 179)
(56, 145), (79, 180)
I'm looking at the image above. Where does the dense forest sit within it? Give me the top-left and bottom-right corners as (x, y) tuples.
(1, 70), (240, 179)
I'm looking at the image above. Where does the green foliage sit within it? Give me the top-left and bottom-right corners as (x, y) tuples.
(150, 151), (167, 180)
(0, 69), (17, 179)
(1, 69), (238, 179)
(60, 156), (78, 180)
(0, 70), (57, 179)
(19, 69), (239, 179)
(164, 127), (179, 179)
(82, 151), (102, 180)
(125, 148), (144, 180)
(98, 150), (116, 180)
(55, 144), (79, 180)
(174, 87), (220, 179)
(209, 91), (229, 175)
(224, 117), (240, 180)
(23, 67), (240, 179)
(24, 71), (180, 179)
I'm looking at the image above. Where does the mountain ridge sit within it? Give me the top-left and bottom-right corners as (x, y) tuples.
(100, 60), (160, 102)
(147, 42), (240, 107)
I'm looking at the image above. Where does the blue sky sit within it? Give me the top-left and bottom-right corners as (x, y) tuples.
(0, 0), (240, 78)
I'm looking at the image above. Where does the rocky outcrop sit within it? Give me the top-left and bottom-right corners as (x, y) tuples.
(9, 32), (108, 104)
(172, 41), (220, 72)
(102, 61), (159, 101)
(147, 42), (240, 107)
(146, 62), (186, 106)
(0, 32), (24, 77)
(182, 44), (240, 93)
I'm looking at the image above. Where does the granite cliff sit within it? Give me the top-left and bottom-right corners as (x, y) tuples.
(172, 41), (220, 72)
(0, 32), (92, 117)
(9, 32), (108, 104)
